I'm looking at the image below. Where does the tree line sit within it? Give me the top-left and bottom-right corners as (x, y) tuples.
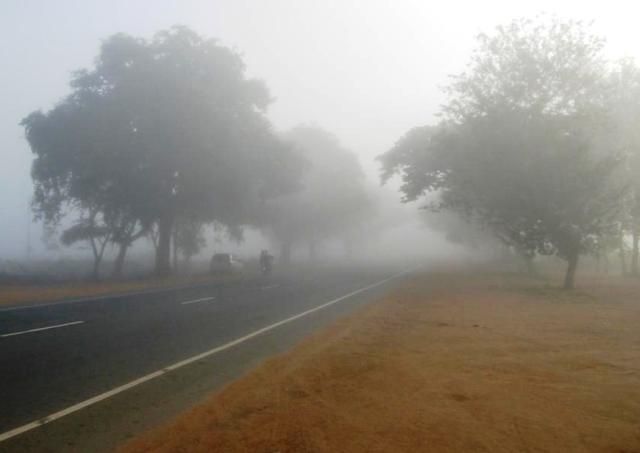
(380, 17), (640, 289)
(22, 27), (371, 279)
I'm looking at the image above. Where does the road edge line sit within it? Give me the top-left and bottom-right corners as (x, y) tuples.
(180, 297), (216, 305)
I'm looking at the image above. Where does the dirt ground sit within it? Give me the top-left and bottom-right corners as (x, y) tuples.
(0, 274), (236, 307)
(120, 271), (640, 453)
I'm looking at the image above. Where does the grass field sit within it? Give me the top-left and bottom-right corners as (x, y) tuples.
(120, 270), (640, 452)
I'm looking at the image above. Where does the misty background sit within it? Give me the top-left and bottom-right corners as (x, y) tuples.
(2, 0), (639, 263)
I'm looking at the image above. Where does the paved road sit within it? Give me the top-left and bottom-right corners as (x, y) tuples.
(0, 266), (408, 452)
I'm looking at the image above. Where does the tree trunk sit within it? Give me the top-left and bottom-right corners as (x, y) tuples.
(90, 241), (109, 282)
(112, 242), (129, 279)
(632, 226), (639, 277)
(563, 251), (579, 290)
(92, 255), (102, 281)
(89, 236), (100, 281)
(89, 235), (108, 282)
(155, 215), (174, 277)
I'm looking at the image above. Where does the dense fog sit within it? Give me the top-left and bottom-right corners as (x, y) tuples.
(2, 1), (640, 288)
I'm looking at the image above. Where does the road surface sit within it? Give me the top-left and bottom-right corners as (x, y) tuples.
(0, 266), (409, 452)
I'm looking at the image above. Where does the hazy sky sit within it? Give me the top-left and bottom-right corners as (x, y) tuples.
(2, 0), (640, 258)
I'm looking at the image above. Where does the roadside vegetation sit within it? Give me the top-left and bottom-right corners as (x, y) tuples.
(19, 27), (373, 281)
(15, 16), (640, 289)
(380, 18), (640, 289)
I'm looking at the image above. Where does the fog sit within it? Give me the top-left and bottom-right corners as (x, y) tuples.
(2, 0), (640, 277)
(5, 6), (640, 449)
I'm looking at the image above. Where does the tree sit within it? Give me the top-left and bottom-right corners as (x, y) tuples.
(261, 125), (373, 263)
(23, 27), (299, 277)
(173, 218), (206, 273)
(421, 210), (500, 251)
(60, 207), (111, 280)
(22, 85), (142, 279)
(380, 18), (624, 289)
(110, 213), (149, 278)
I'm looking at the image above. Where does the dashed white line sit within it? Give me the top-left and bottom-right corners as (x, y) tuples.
(0, 269), (412, 443)
(260, 284), (280, 290)
(180, 297), (216, 305)
(1, 321), (85, 338)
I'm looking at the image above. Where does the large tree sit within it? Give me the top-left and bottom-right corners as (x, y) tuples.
(22, 81), (148, 279)
(23, 26), (299, 277)
(380, 18), (624, 289)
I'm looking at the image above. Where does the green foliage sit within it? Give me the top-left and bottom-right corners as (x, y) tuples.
(60, 220), (109, 247)
(175, 219), (206, 260)
(380, 17), (625, 288)
(22, 26), (303, 276)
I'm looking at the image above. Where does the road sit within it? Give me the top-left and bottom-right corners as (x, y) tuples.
(0, 266), (409, 452)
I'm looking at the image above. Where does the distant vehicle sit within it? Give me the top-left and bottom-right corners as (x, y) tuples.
(210, 253), (243, 274)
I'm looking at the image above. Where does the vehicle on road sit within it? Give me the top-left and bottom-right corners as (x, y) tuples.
(210, 253), (243, 274)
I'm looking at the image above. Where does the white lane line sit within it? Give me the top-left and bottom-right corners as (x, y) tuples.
(180, 297), (216, 306)
(260, 284), (280, 290)
(1, 321), (85, 338)
(0, 269), (412, 443)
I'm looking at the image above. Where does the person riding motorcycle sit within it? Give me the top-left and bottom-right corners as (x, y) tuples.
(259, 250), (274, 276)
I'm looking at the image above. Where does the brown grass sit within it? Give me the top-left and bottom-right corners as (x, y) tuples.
(120, 272), (640, 453)
(0, 274), (234, 307)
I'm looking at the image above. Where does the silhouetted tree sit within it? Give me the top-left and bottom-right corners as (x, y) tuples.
(380, 18), (624, 289)
(22, 85), (144, 279)
(60, 207), (111, 280)
(23, 26), (300, 277)
(262, 125), (373, 263)
(173, 218), (206, 272)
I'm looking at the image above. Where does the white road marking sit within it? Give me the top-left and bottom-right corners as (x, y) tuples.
(0, 321), (85, 338)
(260, 284), (280, 290)
(180, 297), (216, 305)
(0, 270), (412, 443)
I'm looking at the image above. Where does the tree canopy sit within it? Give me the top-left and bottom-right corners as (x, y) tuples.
(380, 18), (625, 288)
(22, 26), (302, 277)
(261, 125), (374, 262)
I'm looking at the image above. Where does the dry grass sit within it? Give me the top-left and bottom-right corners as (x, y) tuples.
(0, 274), (234, 307)
(120, 271), (640, 453)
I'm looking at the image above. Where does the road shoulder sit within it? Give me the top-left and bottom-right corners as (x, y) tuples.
(1, 272), (396, 453)
(121, 271), (640, 453)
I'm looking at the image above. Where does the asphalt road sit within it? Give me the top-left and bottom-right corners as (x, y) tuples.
(0, 266), (409, 452)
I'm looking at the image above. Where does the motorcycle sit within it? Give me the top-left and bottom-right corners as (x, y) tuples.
(260, 252), (274, 276)
(260, 260), (272, 276)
